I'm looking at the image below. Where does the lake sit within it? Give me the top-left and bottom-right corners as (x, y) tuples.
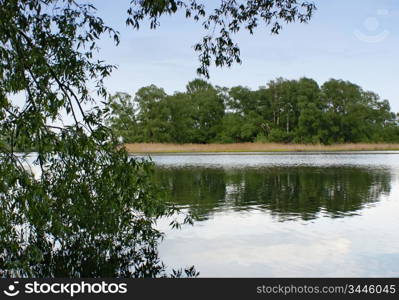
(146, 152), (399, 277)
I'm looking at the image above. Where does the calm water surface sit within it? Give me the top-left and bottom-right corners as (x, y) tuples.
(146, 152), (399, 277)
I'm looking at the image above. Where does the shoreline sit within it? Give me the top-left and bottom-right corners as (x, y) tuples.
(124, 143), (399, 154)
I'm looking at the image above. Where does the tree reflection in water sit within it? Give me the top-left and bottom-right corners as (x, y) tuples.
(154, 167), (391, 221)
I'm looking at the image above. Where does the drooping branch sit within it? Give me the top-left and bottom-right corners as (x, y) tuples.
(127, 0), (316, 77)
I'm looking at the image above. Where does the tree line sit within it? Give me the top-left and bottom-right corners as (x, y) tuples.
(107, 78), (399, 145)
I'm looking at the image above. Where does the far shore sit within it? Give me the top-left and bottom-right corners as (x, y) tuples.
(124, 143), (399, 153)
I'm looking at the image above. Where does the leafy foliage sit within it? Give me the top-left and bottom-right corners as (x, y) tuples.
(1, 0), (317, 277)
(0, 0), (192, 277)
(127, 0), (316, 77)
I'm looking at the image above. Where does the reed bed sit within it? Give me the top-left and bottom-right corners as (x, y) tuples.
(124, 143), (399, 153)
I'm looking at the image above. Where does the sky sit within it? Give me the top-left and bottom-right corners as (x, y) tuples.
(92, 0), (399, 111)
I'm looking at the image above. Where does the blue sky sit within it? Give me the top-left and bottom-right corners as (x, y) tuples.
(93, 0), (399, 111)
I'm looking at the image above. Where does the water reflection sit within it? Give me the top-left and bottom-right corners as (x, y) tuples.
(154, 167), (391, 221)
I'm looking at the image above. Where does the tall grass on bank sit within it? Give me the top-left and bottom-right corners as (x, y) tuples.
(124, 143), (399, 153)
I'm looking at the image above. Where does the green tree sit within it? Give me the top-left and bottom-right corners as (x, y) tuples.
(295, 78), (323, 143)
(106, 92), (139, 143)
(216, 113), (245, 143)
(186, 79), (225, 143)
(228, 86), (259, 115)
(0, 0), (183, 277)
(134, 85), (173, 142)
(164, 93), (196, 143)
(320, 79), (383, 143)
(0, 0), (317, 277)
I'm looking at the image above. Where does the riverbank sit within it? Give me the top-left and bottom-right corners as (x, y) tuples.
(124, 143), (399, 153)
